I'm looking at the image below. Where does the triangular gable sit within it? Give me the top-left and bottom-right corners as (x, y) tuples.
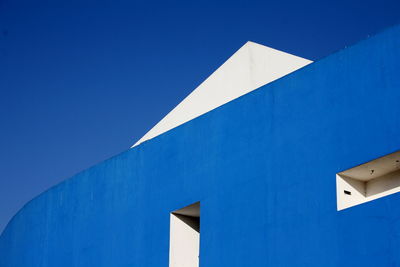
(133, 41), (312, 147)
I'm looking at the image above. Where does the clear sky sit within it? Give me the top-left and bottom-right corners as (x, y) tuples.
(0, 0), (399, 233)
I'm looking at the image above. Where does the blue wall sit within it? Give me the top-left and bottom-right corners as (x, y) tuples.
(1, 25), (400, 267)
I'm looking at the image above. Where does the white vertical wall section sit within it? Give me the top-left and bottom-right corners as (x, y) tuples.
(133, 41), (312, 147)
(336, 174), (366, 210)
(169, 214), (200, 267)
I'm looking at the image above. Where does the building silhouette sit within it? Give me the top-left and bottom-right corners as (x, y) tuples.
(1, 24), (400, 267)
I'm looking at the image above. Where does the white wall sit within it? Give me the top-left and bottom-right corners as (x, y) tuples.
(337, 151), (400, 210)
(169, 203), (200, 267)
(133, 41), (312, 147)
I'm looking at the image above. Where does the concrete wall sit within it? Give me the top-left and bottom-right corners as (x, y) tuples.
(1, 24), (400, 266)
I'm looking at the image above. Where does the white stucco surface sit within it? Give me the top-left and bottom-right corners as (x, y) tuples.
(133, 41), (312, 147)
(337, 151), (400, 210)
(170, 203), (200, 267)
(169, 214), (200, 267)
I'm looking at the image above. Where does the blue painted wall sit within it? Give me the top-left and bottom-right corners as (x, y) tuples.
(1, 24), (400, 267)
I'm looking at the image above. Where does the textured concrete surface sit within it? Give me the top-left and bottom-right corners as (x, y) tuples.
(1, 24), (400, 266)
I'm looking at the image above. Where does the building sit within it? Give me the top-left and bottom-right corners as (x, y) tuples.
(1, 24), (400, 266)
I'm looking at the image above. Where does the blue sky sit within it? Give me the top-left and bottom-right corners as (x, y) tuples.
(0, 0), (399, 233)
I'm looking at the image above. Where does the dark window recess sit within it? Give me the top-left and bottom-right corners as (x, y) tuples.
(344, 190), (352, 195)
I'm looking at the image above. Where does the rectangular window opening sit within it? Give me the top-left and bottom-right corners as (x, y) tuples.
(337, 150), (400, 210)
(344, 190), (352, 195)
(169, 202), (200, 267)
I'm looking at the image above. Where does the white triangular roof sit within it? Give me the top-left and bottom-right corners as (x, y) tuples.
(133, 41), (312, 147)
